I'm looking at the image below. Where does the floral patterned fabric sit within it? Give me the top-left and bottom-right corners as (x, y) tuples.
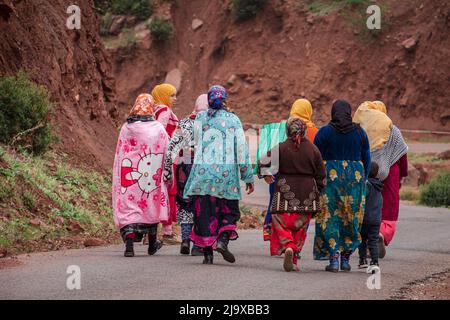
(112, 121), (170, 231)
(314, 160), (366, 260)
(184, 109), (254, 200)
(189, 195), (240, 248)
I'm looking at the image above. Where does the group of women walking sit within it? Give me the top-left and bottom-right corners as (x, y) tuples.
(113, 84), (254, 264)
(112, 83), (408, 272)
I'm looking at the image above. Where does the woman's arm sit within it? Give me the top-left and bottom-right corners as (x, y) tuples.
(163, 123), (191, 181)
(313, 146), (327, 193)
(257, 144), (280, 179)
(360, 128), (372, 180)
(313, 127), (327, 156)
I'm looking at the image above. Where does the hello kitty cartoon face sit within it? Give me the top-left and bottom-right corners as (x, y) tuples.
(136, 153), (164, 197)
(120, 152), (164, 197)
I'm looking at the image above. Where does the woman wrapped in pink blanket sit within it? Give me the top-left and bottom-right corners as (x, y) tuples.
(112, 94), (170, 257)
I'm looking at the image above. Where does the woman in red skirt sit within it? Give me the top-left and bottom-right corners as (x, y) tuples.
(258, 118), (326, 272)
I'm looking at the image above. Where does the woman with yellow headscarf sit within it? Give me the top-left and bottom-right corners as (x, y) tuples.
(353, 101), (393, 151)
(290, 99), (319, 143)
(152, 83), (179, 138)
(151, 83), (180, 243)
(257, 98), (318, 244)
(353, 101), (408, 259)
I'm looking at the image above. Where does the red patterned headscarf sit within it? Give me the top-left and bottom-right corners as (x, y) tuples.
(129, 94), (155, 117)
(286, 117), (307, 148)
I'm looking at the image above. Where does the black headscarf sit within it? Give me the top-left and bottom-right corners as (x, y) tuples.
(329, 100), (357, 134)
(126, 115), (154, 123)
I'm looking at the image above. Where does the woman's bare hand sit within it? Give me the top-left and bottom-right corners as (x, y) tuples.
(246, 183), (255, 195)
(263, 175), (275, 184)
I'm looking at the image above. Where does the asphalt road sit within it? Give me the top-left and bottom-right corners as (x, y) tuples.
(1, 203), (449, 300)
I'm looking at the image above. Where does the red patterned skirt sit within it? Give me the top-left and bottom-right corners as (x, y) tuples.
(270, 212), (313, 263)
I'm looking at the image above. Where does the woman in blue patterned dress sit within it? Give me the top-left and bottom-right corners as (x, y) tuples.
(313, 100), (371, 272)
(184, 85), (255, 265)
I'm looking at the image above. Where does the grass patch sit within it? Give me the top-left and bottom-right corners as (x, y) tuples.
(408, 153), (444, 165)
(95, 0), (153, 21)
(297, 0), (390, 38)
(20, 191), (36, 212)
(400, 186), (420, 203)
(298, 0), (341, 15)
(419, 171), (450, 208)
(122, 28), (138, 47)
(0, 145), (117, 255)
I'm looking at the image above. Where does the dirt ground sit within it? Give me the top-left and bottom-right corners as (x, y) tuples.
(391, 269), (450, 300)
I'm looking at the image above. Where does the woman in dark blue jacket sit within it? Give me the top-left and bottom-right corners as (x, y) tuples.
(313, 100), (371, 272)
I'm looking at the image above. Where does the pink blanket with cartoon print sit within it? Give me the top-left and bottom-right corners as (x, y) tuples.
(112, 120), (170, 230)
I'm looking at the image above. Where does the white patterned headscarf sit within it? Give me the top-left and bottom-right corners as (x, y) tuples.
(371, 125), (408, 181)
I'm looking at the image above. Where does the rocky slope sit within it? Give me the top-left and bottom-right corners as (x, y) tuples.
(109, 0), (450, 130)
(0, 0), (119, 170)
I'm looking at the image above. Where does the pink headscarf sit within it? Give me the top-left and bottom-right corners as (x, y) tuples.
(193, 94), (208, 114)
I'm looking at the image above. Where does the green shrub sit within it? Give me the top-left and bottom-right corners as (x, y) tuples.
(232, 0), (268, 21)
(147, 18), (173, 41)
(420, 172), (450, 208)
(21, 191), (36, 212)
(0, 72), (55, 155)
(111, 0), (153, 21)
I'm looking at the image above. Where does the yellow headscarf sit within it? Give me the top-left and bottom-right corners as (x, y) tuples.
(151, 83), (177, 107)
(353, 101), (393, 151)
(289, 99), (315, 128)
(364, 100), (388, 114)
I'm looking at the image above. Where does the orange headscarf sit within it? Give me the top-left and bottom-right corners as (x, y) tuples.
(129, 94), (154, 117)
(151, 84), (177, 107)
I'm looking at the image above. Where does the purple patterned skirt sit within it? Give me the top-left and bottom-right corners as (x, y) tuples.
(189, 195), (240, 248)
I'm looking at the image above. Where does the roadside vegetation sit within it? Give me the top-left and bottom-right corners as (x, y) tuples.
(0, 72), (56, 156)
(0, 145), (118, 257)
(419, 172), (450, 208)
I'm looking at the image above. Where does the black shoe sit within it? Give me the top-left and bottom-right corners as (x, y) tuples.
(216, 241), (235, 263)
(148, 240), (163, 255)
(191, 246), (204, 256)
(124, 248), (134, 257)
(180, 240), (190, 255)
(124, 238), (134, 257)
(203, 254), (214, 264)
(358, 258), (369, 269)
